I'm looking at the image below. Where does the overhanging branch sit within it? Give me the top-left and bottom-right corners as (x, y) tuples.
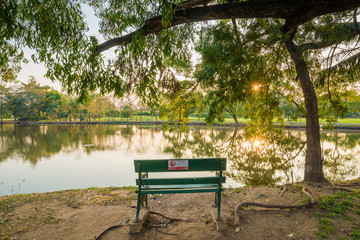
(321, 51), (360, 74)
(300, 27), (360, 52)
(95, 0), (360, 55)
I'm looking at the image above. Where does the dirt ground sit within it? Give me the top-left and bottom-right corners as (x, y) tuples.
(1, 183), (360, 240)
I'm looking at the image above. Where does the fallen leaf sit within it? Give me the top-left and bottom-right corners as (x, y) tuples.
(235, 227), (240, 233)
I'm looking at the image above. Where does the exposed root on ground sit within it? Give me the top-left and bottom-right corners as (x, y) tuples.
(130, 206), (190, 222)
(154, 229), (179, 235)
(234, 187), (317, 226)
(278, 186), (288, 197)
(94, 219), (128, 240)
(334, 182), (360, 187)
(149, 210), (189, 222)
(330, 186), (357, 193)
(94, 207), (189, 239)
(302, 187), (317, 204)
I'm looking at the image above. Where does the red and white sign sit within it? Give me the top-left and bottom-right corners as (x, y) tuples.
(168, 160), (189, 170)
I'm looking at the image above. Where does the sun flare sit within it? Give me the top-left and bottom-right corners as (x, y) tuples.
(252, 84), (261, 92)
(253, 140), (261, 148)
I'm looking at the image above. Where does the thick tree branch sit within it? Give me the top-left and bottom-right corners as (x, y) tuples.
(354, 10), (359, 32)
(95, 0), (360, 55)
(176, 0), (212, 10)
(300, 26), (360, 52)
(321, 51), (360, 74)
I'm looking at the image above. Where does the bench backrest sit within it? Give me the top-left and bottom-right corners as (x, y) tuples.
(134, 158), (226, 173)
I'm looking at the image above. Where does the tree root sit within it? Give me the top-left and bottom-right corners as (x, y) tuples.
(149, 210), (189, 222)
(278, 186), (288, 197)
(94, 219), (128, 240)
(334, 183), (360, 187)
(130, 206), (189, 222)
(332, 186), (357, 193)
(154, 229), (180, 235)
(234, 187), (317, 226)
(302, 187), (317, 204)
(94, 207), (189, 239)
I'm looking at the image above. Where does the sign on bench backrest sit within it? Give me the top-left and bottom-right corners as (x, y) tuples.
(168, 160), (188, 170)
(134, 158), (226, 172)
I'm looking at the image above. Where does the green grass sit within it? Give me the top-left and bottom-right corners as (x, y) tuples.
(7, 116), (360, 125)
(317, 218), (335, 238)
(315, 191), (360, 239)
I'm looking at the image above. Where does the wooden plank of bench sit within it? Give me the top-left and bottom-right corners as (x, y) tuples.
(142, 187), (219, 194)
(134, 158), (226, 172)
(137, 177), (226, 185)
(143, 184), (219, 189)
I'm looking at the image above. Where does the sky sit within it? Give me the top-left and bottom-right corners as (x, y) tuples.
(17, 5), (109, 92)
(16, 4), (198, 93)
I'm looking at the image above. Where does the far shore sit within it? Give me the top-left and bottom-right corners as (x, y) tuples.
(2, 119), (360, 131)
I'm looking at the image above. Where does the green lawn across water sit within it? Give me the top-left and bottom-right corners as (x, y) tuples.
(3, 117), (360, 125)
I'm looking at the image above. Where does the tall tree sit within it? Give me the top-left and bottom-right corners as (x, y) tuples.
(0, 85), (11, 122)
(3, 0), (360, 182)
(87, 1), (360, 183)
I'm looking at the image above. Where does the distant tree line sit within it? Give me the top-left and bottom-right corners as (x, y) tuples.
(1, 78), (360, 123)
(0, 78), (154, 122)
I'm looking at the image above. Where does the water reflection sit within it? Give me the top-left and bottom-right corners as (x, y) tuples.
(321, 131), (360, 182)
(0, 124), (360, 195)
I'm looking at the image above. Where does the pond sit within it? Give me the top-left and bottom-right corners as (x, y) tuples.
(0, 124), (359, 195)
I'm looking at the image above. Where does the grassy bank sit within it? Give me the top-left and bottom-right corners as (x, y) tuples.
(3, 116), (360, 125)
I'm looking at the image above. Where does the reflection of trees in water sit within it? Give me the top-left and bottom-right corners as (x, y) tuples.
(226, 129), (306, 186)
(321, 131), (360, 149)
(162, 127), (229, 158)
(162, 127), (307, 186)
(162, 127), (360, 185)
(1, 124), (359, 183)
(321, 131), (360, 182)
(0, 124), (148, 165)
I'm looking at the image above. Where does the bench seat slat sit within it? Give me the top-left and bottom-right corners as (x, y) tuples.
(142, 184), (219, 189)
(141, 187), (220, 194)
(136, 177), (226, 185)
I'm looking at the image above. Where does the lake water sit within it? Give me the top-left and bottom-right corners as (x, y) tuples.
(0, 124), (359, 195)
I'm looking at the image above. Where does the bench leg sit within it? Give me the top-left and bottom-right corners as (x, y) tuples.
(141, 194), (148, 208)
(134, 193), (142, 223)
(214, 191), (218, 207)
(214, 191), (221, 219)
(217, 190), (221, 220)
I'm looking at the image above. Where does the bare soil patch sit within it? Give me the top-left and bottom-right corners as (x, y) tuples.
(1, 183), (360, 240)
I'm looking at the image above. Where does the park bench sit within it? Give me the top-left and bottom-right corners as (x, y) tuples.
(133, 158), (226, 228)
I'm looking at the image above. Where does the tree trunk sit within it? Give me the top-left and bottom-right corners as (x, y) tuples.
(284, 39), (327, 183)
(0, 96), (3, 123)
(232, 114), (238, 125)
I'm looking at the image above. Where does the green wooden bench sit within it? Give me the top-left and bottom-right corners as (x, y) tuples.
(133, 158), (226, 223)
